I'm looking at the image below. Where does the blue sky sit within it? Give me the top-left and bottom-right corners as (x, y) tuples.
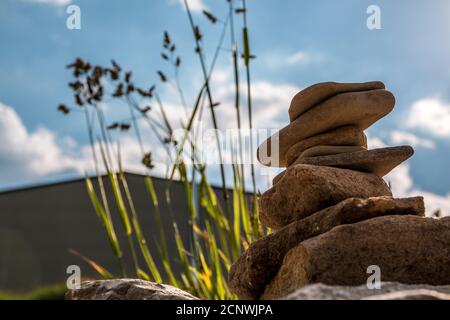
(1, 0), (450, 214)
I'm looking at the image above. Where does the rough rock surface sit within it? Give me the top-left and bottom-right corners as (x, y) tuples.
(282, 282), (450, 300)
(260, 164), (392, 229)
(65, 279), (199, 300)
(263, 216), (450, 299)
(258, 89), (395, 167)
(285, 126), (367, 166)
(295, 146), (414, 177)
(228, 196), (424, 300)
(288, 81), (385, 121)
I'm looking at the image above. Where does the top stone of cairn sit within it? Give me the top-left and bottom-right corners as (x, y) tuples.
(288, 81), (386, 121)
(257, 86), (395, 167)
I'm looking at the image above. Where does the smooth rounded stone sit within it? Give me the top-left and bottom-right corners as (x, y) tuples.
(282, 282), (450, 300)
(258, 89), (395, 167)
(288, 81), (385, 121)
(298, 145), (367, 159)
(285, 126), (367, 166)
(260, 164), (392, 229)
(262, 215), (450, 300)
(364, 289), (450, 300)
(228, 196), (424, 300)
(65, 279), (199, 300)
(295, 146), (414, 177)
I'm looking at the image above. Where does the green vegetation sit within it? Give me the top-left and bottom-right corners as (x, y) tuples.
(58, 0), (266, 299)
(0, 283), (67, 300)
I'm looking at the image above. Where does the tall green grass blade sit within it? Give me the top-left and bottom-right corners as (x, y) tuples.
(108, 171), (132, 235)
(144, 174), (174, 283)
(178, 162), (197, 222)
(137, 268), (151, 281)
(173, 222), (197, 292)
(85, 177), (122, 258)
(69, 249), (113, 279)
(118, 158), (162, 282)
(97, 138), (132, 236)
(205, 220), (226, 299)
(132, 216), (162, 282)
(162, 259), (179, 288)
(168, 84), (206, 184)
(232, 166), (241, 258)
(144, 175), (158, 206)
(242, 27), (250, 66)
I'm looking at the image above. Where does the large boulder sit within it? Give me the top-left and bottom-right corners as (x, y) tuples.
(260, 164), (392, 229)
(65, 279), (199, 300)
(282, 282), (450, 300)
(263, 216), (450, 299)
(228, 196), (424, 300)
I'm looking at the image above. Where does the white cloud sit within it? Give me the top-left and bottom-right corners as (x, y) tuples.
(367, 136), (387, 149)
(0, 102), (172, 188)
(0, 102), (84, 181)
(389, 130), (435, 149)
(385, 163), (450, 217)
(261, 50), (324, 70)
(286, 51), (308, 65)
(211, 68), (300, 129)
(406, 98), (450, 137)
(177, 0), (206, 13)
(367, 134), (449, 216)
(24, 0), (71, 6)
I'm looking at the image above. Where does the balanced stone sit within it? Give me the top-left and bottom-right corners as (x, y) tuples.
(285, 126), (367, 166)
(262, 216), (450, 299)
(258, 89), (395, 167)
(260, 164), (392, 229)
(294, 146), (414, 177)
(298, 145), (367, 159)
(289, 81), (385, 121)
(283, 282), (450, 300)
(228, 196), (424, 300)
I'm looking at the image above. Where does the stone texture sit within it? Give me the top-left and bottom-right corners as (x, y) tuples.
(282, 282), (450, 300)
(258, 89), (395, 167)
(288, 81), (385, 121)
(262, 216), (450, 299)
(299, 145), (367, 159)
(65, 279), (199, 300)
(260, 164), (392, 229)
(285, 126), (367, 166)
(295, 146), (414, 177)
(228, 196), (424, 300)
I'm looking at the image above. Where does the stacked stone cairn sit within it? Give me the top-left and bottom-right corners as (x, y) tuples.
(228, 81), (450, 300)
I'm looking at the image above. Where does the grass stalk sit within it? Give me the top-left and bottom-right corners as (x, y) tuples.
(229, 0), (246, 192)
(183, 0), (231, 219)
(241, 0), (258, 224)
